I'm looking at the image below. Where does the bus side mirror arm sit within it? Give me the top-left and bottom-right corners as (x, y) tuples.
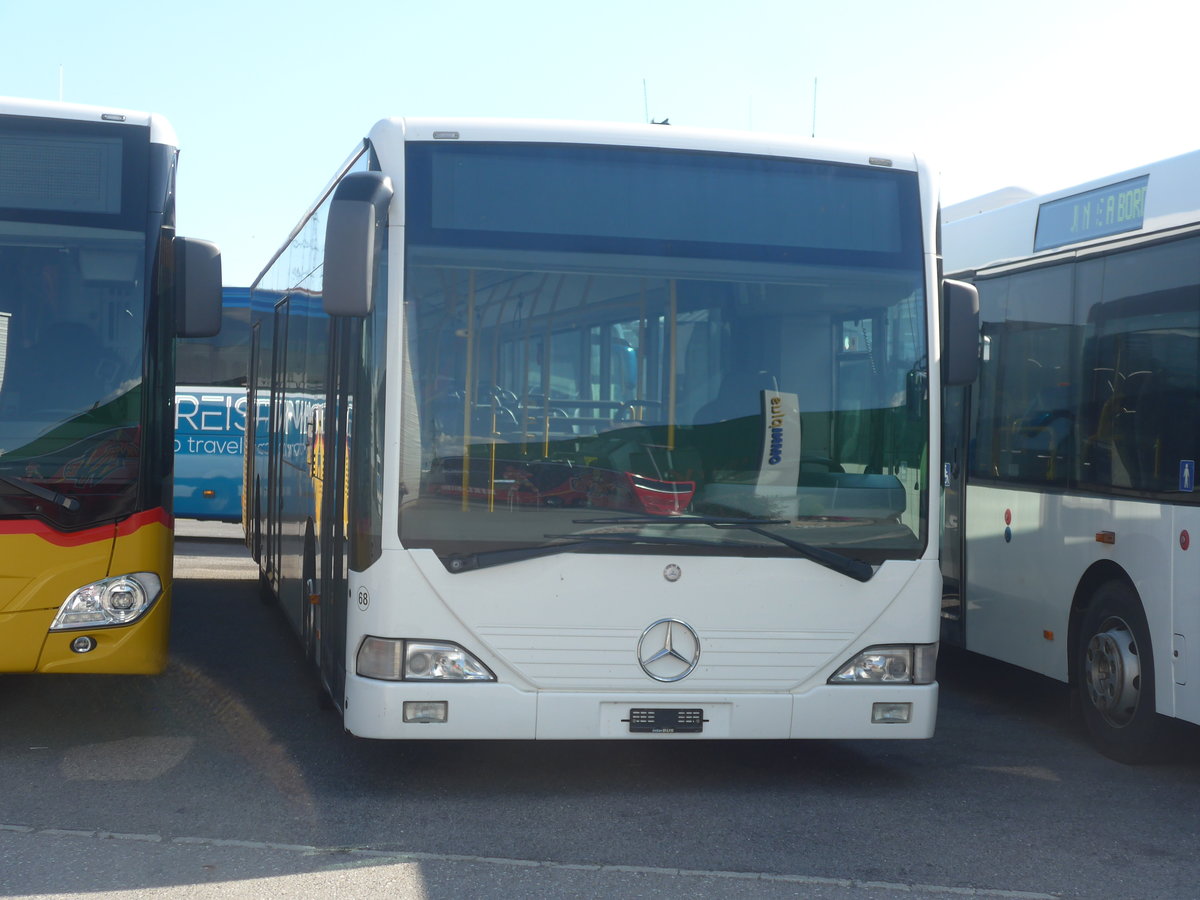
(942, 278), (980, 386)
(175, 237), (222, 338)
(323, 171), (395, 317)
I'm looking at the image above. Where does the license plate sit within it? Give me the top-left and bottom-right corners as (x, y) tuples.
(627, 708), (705, 734)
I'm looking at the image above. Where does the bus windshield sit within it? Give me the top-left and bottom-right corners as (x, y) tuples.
(397, 142), (929, 563)
(0, 117), (153, 529)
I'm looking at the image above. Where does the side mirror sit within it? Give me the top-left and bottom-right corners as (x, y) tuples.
(942, 278), (980, 386)
(175, 237), (222, 338)
(323, 171), (394, 317)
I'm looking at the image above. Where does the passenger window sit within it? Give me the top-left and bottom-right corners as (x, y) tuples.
(970, 266), (1074, 484)
(1077, 239), (1200, 493)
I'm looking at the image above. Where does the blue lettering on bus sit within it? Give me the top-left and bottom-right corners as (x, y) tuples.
(769, 426), (784, 464)
(768, 395), (785, 464)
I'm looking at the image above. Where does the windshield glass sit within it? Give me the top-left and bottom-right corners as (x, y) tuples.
(397, 142), (928, 562)
(0, 115), (152, 529)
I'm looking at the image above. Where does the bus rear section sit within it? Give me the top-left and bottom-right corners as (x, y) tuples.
(0, 97), (221, 674)
(248, 118), (977, 739)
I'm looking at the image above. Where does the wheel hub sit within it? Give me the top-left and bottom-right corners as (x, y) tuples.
(1084, 617), (1141, 728)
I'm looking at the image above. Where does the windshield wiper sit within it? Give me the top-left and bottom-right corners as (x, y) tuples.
(571, 515), (790, 527)
(443, 540), (591, 572)
(0, 473), (81, 512)
(570, 515), (875, 583)
(442, 516), (876, 582)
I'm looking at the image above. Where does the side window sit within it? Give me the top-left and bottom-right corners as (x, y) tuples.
(970, 265), (1075, 484)
(1077, 238), (1200, 494)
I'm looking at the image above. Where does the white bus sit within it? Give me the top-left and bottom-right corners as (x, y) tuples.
(941, 150), (1200, 762)
(246, 117), (978, 740)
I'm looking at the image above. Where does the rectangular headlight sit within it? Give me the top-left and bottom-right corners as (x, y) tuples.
(404, 641), (493, 681)
(356, 637), (495, 682)
(828, 643), (937, 685)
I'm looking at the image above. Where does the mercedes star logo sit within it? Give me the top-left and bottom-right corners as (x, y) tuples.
(637, 618), (701, 682)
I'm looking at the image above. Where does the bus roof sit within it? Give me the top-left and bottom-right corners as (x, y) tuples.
(943, 148), (1200, 275)
(366, 116), (925, 174)
(0, 95), (178, 148)
(254, 115), (938, 292)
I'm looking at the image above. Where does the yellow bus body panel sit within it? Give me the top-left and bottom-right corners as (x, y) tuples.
(0, 510), (173, 674)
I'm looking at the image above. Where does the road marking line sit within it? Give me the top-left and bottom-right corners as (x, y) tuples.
(0, 823), (1061, 898)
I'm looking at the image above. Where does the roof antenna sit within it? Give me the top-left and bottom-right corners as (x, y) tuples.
(811, 77), (818, 138)
(642, 80), (669, 124)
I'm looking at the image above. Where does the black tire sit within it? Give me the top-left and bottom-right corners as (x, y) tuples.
(257, 570), (275, 606)
(1076, 580), (1165, 763)
(316, 682), (336, 711)
(302, 520), (318, 666)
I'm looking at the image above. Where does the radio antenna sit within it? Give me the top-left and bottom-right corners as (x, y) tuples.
(811, 77), (818, 138)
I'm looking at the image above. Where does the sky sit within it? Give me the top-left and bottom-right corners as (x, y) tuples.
(3, 0), (1199, 286)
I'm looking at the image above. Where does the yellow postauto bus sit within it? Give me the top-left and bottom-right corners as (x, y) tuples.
(0, 97), (220, 674)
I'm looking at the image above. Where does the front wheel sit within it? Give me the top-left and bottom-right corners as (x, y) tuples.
(1076, 581), (1165, 763)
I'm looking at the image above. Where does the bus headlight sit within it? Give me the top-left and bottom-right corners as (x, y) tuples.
(828, 643), (937, 685)
(356, 637), (495, 682)
(49, 573), (163, 630)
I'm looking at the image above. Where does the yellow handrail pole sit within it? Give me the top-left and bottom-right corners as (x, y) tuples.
(489, 414), (497, 512)
(542, 275), (566, 459)
(461, 271), (477, 510)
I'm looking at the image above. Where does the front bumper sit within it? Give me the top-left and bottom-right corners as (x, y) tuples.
(343, 678), (937, 740)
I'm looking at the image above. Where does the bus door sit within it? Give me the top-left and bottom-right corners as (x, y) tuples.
(317, 317), (354, 709)
(266, 299), (290, 593)
(247, 321), (263, 560)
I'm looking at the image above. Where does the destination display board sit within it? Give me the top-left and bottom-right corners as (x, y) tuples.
(1034, 174), (1149, 252)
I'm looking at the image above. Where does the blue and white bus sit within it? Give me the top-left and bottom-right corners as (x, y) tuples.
(174, 287), (249, 522)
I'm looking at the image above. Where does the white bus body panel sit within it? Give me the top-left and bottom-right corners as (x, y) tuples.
(342, 553), (940, 740)
(0, 96), (178, 147)
(964, 483), (1200, 726)
(1172, 505), (1200, 724)
(367, 117), (923, 185)
(943, 149), (1200, 274)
